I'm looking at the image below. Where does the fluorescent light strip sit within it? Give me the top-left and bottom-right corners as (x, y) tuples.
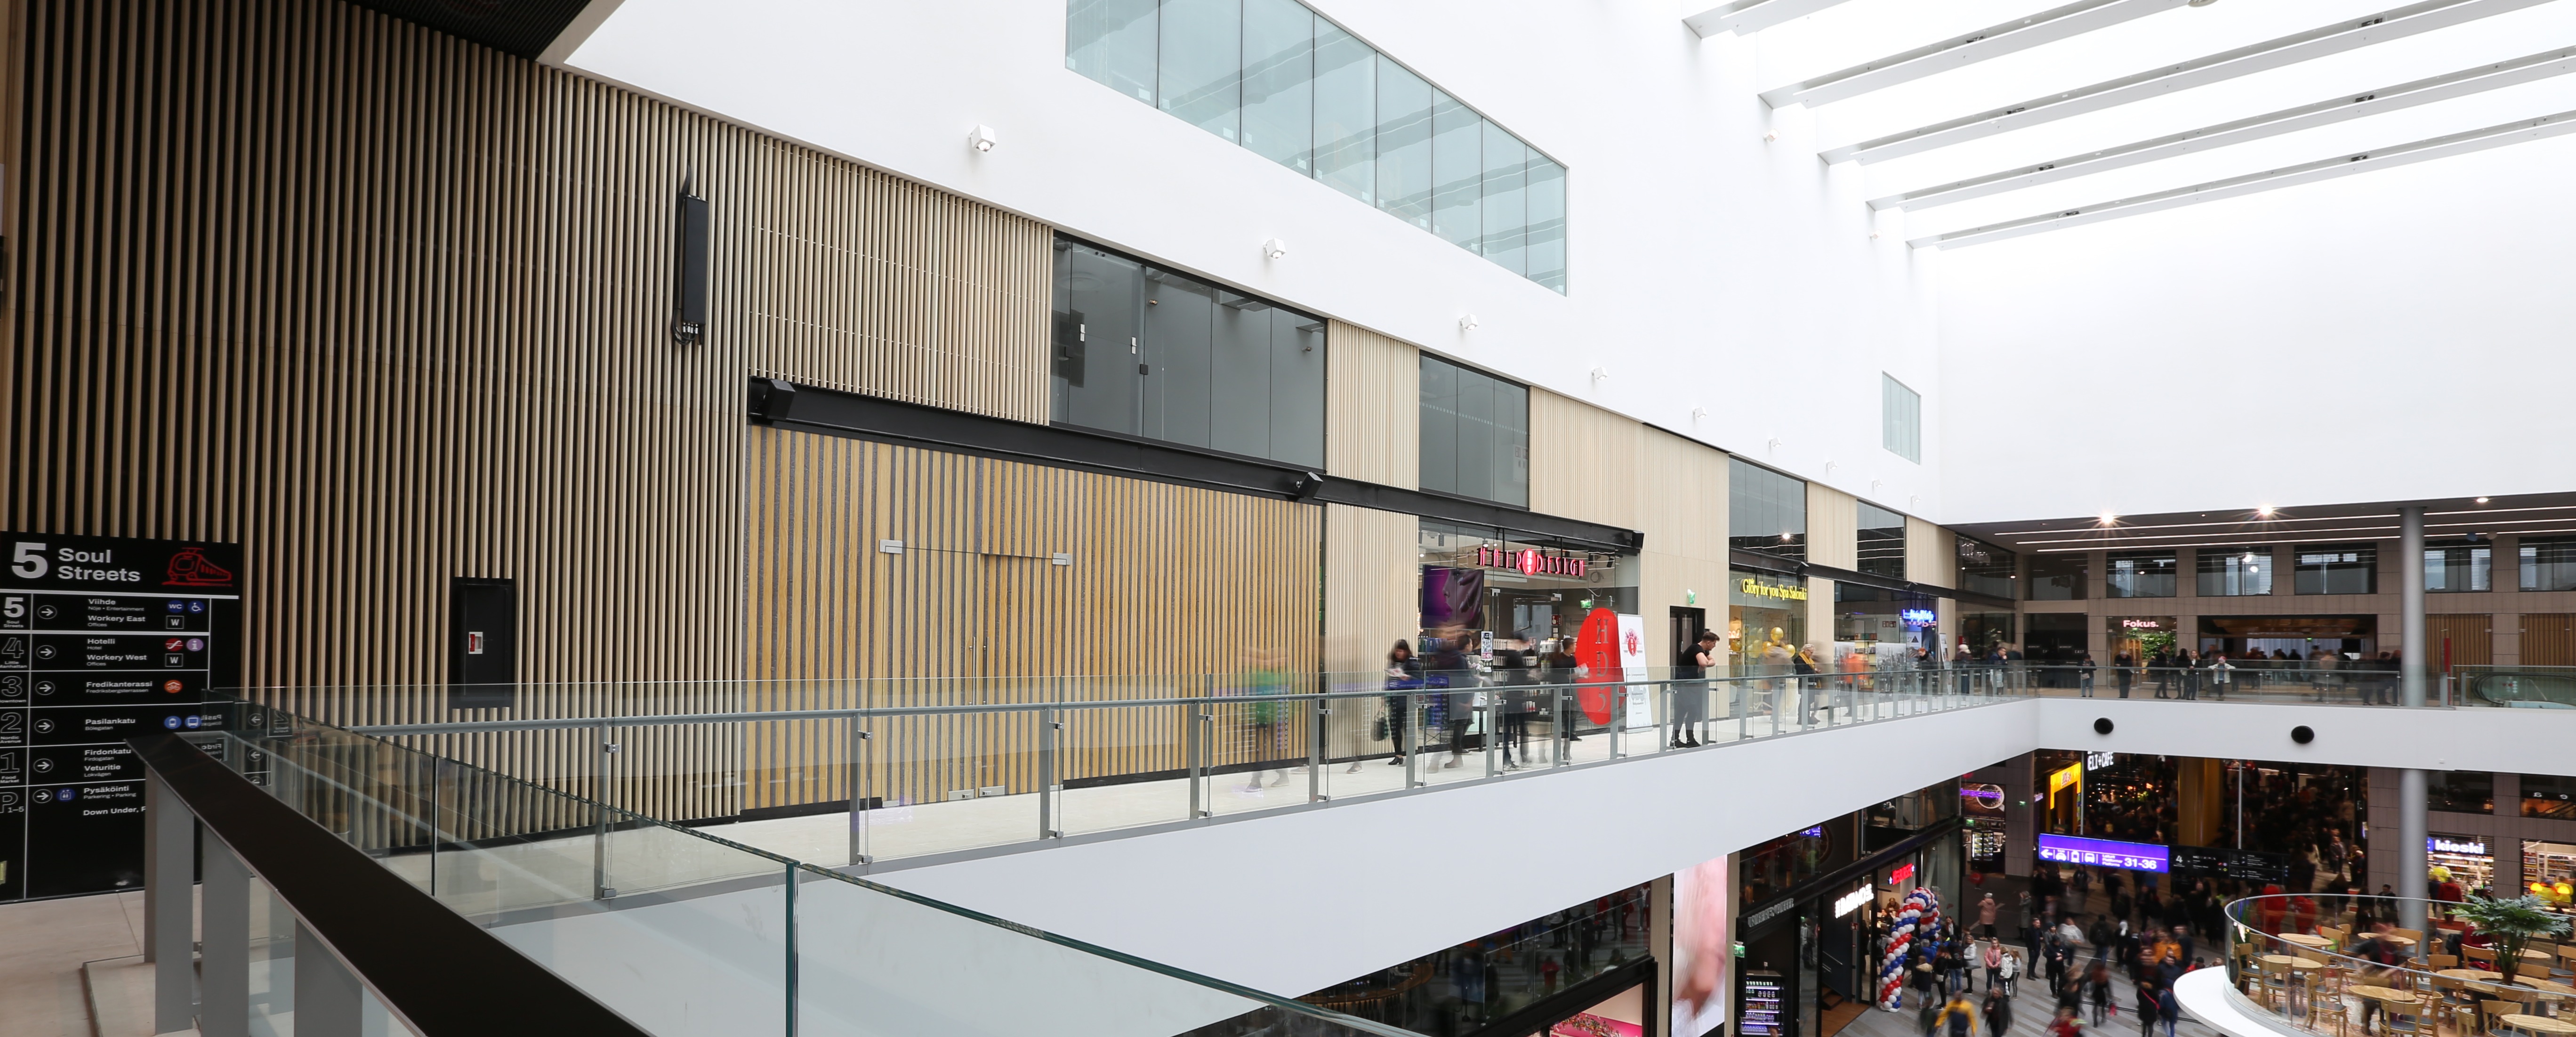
(2037, 527), (2576, 552)
(2429, 504), (2576, 516)
(1760, 0), (2188, 108)
(2004, 515), (2576, 546)
(1869, 46), (2576, 212)
(1821, 0), (2552, 164)
(1684, 0), (1860, 37)
(1914, 108), (2576, 250)
(1988, 513), (2396, 536)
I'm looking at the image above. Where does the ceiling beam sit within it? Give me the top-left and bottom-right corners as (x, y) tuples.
(1871, 45), (2576, 211)
(1759, 0), (2192, 108)
(1821, 0), (2556, 163)
(1683, 0), (1859, 38)
(1909, 107), (2576, 249)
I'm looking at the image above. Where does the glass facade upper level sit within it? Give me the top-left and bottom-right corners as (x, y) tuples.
(1066, 0), (1568, 292)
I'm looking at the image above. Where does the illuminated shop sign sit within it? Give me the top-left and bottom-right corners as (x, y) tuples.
(1900, 608), (1937, 625)
(1833, 886), (1876, 918)
(2035, 833), (2169, 873)
(1738, 578), (1807, 601)
(2120, 618), (2165, 630)
(1889, 862), (1916, 885)
(1472, 544), (1588, 578)
(2046, 762), (2083, 804)
(2429, 835), (2489, 856)
(1959, 784), (2005, 813)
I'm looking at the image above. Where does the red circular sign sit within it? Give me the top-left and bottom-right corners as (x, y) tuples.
(1517, 549), (1542, 576)
(1574, 608), (1619, 724)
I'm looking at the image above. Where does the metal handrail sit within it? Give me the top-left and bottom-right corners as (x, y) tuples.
(130, 732), (652, 1037)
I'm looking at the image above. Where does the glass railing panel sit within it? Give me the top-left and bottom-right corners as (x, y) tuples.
(2455, 665), (2576, 708)
(1054, 701), (1196, 837)
(861, 706), (1044, 862)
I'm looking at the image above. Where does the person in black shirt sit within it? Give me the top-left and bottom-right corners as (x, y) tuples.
(1673, 631), (1716, 748)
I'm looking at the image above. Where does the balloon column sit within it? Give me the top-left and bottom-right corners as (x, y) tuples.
(1876, 888), (1943, 1011)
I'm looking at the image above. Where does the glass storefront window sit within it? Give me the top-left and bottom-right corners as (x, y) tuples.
(2523, 537), (2576, 591)
(1961, 612), (2015, 657)
(1832, 584), (1936, 671)
(2029, 553), (2086, 601)
(2428, 770), (2493, 814)
(2525, 773), (2576, 819)
(2428, 835), (2493, 893)
(2105, 616), (2177, 664)
(2294, 543), (2377, 595)
(2197, 546), (2274, 596)
(2104, 550), (2177, 598)
(1730, 458), (1806, 562)
(1416, 521), (1638, 667)
(1857, 502), (1906, 579)
(1957, 538), (2015, 600)
(2523, 841), (2576, 904)
(1051, 236), (1325, 466)
(1065, 0), (1568, 292)
(1730, 568), (1807, 676)
(1417, 355), (1529, 506)
(2425, 542), (2492, 592)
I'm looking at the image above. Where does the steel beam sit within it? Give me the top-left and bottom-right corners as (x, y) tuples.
(1910, 107), (2576, 248)
(1872, 46), (2576, 211)
(1824, 0), (2555, 162)
(1684, 0), (1859, 38)
(1761, 0), (2190, 108)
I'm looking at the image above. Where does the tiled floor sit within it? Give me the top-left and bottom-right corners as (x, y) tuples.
(0, 890), (154, 1037)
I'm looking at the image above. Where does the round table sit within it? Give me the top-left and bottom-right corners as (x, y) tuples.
(2383, 935), (2419, 948)
(2352, 986), (2419, 1004)
(2443, 969), (2508, 982)
(2501, 1013), (2576, 1035)
(2281, 933), (2333, 948)
(2523, 979), (2576, 996)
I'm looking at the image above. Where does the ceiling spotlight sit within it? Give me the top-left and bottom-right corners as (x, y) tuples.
(1825, 460), (1839, 474)
(1690, 406), (1709, 421)
(1262, 238), (1289, 260)
(2476, 497), (2491, 504)
(2097, 511), (2117, 526)
(966, 124), (999, 153)
(1589, 366), (1611, 382)
(1458, 313), (1479, 332)
(2256, 505), (2275, 518)
(2243, 552), (2256, 564)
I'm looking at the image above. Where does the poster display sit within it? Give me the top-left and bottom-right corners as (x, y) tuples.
(1616, 613), (1653, 729)
(1, 533), (242, 901)
(1671, 854), (1731, 1037)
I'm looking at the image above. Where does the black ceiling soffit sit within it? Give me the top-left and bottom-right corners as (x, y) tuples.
(347, 0), (593, 60)
(750, 378), (1645, 554)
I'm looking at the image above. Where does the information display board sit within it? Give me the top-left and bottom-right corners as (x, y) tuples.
(2172, 845), (2291, 883)
(1, 533), (242, 900)
(2033, 833), (2169, 873)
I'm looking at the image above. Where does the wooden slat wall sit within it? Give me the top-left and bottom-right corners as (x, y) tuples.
(1804, 484), (1860, 570)
(0, 0), (1054, 821)
(1908, 518), (1956, 588)
(1527, 388), (1644, 529)
(2427, 614), (2495, 668)
(1323, 321), (1419, 486)
(1635, 429), (1731, 664)
(2523, 615), (2576, 667)
(743, 425), (1323, 810)
(1320, 502), (1418, 758)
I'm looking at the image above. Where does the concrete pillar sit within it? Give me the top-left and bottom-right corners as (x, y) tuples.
(145, 773), (196, 1034)
(2399, 507), (2429, 948)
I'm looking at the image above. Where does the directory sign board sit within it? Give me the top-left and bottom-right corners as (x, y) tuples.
(1, 533), (242, 900)
(2034, 833), (2169, 873)
(2171, 845), (2290, 883)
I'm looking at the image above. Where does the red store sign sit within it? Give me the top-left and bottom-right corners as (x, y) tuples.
(1473, 544), (1589, 578)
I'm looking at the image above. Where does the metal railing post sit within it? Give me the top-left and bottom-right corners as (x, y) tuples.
(1038, 704), (1059, 840)
(1405, 691), (1422, 788)
(860, 712), (881, 867)
(1189, 676), (1210, 818)
(594, 718), (614, 900)
(145, 771), (196, 1034)
(1608, 686), (1624, 759)
(1484, 686), (1500, 777)
(203, 838), (250, 1037)
(783, 863), (800, 1037)
(1309, 677), (1326, 802)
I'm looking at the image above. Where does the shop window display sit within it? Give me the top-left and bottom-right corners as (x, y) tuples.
(2523, 841), (2576, 905)
(1301, 883), (1652, 1032)
(1957, 538), (2015, 600)
(2524, 773), (2576, 819)
(1729, 568), (1807, 677)
(1730, 458), (1806, 562)
(2426, 834), (2493, 895)
(2428, 770), (2494, 814)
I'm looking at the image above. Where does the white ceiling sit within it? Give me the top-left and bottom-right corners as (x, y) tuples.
(1694, 0), (2576, 248)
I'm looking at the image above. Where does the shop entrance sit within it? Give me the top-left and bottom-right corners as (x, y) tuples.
(1671, 606), (1707, 666)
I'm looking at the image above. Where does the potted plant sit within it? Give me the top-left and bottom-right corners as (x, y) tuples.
(2449, 893), (2573, 982)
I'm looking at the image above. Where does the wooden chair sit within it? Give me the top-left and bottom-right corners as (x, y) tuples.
(2434, 955), (2463, 970)
(2399, 929), (2430, 945)
(2470, 947), (2501, 968)
(2481, 999), (2529, 1036)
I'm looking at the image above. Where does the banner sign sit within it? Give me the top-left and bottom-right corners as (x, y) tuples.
(2, 533), (243, 901)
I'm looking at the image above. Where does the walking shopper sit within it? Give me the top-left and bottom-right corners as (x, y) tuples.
(2136, 980), (2162, 1037)
(1984, 984), (2013, 1037)
(2115, 651), (2135, 698)
(2079, 653), (2098, 697)
(1384, 641), (1422, 766)
(1936, 992), (1981, 1037)
(1673, 631), (1715, 748)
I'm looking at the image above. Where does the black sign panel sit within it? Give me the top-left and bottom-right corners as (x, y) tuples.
(1, 532), (241, 902)
(2172, 845), (2291, 883)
